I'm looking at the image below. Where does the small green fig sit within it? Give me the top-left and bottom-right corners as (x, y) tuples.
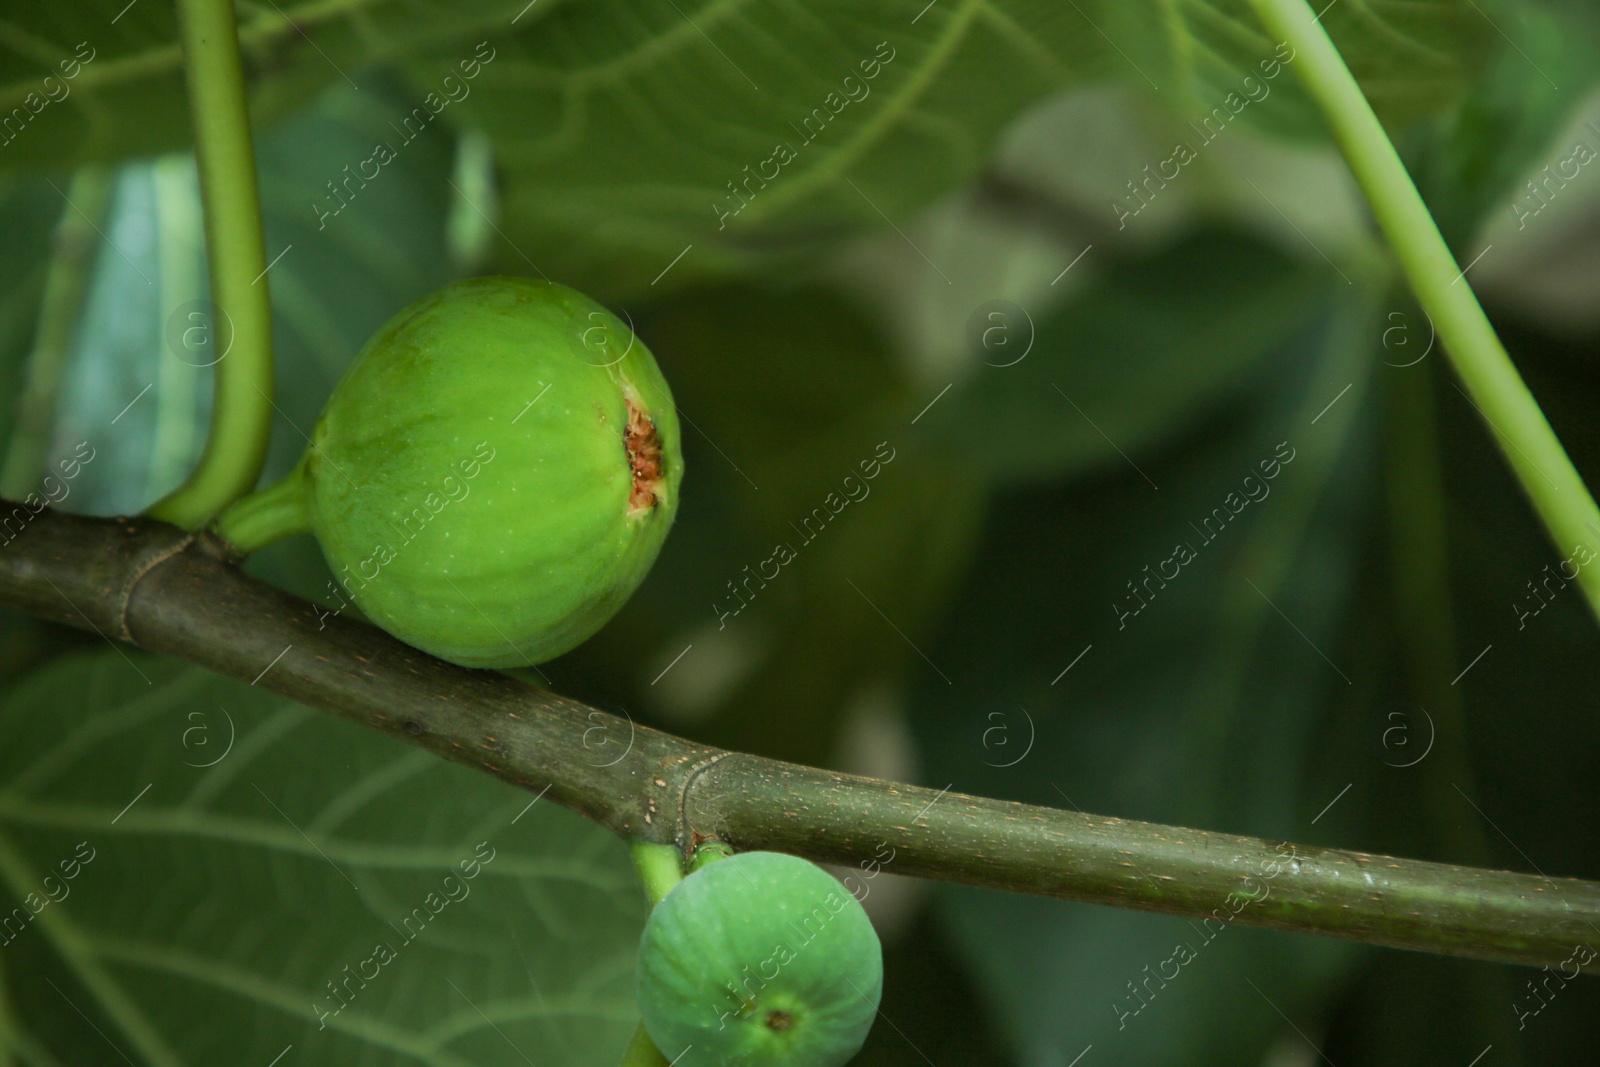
(217, 276), (681, 668)
(637, 851), (882, 1067)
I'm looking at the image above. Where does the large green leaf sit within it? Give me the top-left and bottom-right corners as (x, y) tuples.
(0, 0), (547, 170)
(415, 0), (1487, 296)
(916, 228), (1327, 486)
(0, 650), (643, 1065)
(906, 292), (1374, 1064)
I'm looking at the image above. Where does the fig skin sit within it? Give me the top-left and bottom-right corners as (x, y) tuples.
(305, 276), (681, 668)
(637, 851), (882, 1067)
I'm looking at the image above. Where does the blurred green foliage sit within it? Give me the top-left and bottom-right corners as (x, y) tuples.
(1, 0), (1599, 1064)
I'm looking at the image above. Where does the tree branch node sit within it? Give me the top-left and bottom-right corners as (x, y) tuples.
(111, 524), (199, 641)
(675, 751), (736, 856)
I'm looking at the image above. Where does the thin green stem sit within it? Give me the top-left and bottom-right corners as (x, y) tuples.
(620, 843), (682, 1067)
(213, 463), (311, 555)
(689, 839), (735, 871)
(1248, 0), (1600, 624)
(630, 841), (684, 907)
(148, 0), (275, 530)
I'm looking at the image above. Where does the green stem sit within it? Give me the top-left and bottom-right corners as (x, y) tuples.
(0, 167), (111, 498)
(630, 841), (684, 907)
(689, 839), (735, 871)
(1249, 0), (1600, 623)
(618, 1024), (670, 1067)
(212, 463), (311, 555)
(147, 0), (275, 530)
(620, 843), (682, 1067)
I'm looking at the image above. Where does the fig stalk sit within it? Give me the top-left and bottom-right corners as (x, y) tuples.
(618, 1024), (671, 1067)
(213, 460), (312, 555)
(632, 841), (686, 907)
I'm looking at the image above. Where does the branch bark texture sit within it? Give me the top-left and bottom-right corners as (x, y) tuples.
(1, 503), (1596, 974)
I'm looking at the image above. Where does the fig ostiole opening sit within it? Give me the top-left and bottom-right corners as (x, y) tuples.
(624, 394), (665, 516)
(635, 851), (883, 1067)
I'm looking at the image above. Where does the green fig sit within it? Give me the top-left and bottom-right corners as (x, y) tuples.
(217, 276), (681, 668)
(637, 851), (882, 1067)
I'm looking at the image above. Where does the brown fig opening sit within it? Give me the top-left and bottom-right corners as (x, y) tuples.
(764, 1010), (794, 1032)
(624, 397), (663, 515)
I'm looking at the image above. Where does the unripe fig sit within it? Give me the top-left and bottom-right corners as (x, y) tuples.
(217, 276), (681, 668)
(637, 851), (882, 1066)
